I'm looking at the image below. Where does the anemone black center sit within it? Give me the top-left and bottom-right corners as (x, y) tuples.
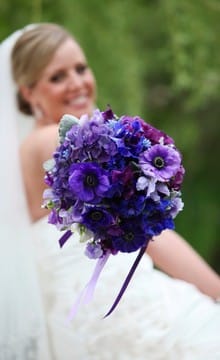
(124, 232), (134, 242)
(124, 134), (138, 146)
(85, 174), (97, 187)
(153, 156), (164, 169)
(91, 211), (103, 221)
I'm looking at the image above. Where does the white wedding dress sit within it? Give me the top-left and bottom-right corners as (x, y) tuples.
(32, 217), (220, 360)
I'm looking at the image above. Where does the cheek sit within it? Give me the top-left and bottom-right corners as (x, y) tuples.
(88, 75), (96, 98)
(36, 84), (65, 110)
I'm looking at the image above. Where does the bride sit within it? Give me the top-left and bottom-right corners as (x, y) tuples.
(1, 22), (220, 359)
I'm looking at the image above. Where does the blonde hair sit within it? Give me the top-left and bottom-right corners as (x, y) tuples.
(11, 23), (73, 115)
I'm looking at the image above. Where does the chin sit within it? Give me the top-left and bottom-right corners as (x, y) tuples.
(68, 104), (94, 118)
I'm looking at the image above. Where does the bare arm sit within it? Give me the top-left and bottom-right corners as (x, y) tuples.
(147, 229), (220, 300)
(20, 124), (59, 222)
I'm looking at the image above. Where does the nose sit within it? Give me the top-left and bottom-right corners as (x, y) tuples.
(67, 70), (83, 90)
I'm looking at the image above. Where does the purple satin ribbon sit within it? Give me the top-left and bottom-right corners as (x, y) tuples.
(62, 234), (149, 320)
(59, 230), (72, 247)
(104, 243), (148, 318)
(68, 251), (111, 320)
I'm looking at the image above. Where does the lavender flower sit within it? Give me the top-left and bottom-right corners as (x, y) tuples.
(85, 242), (104, 259)
(169, 196), (184, 218)
(139, 144), (181, 182)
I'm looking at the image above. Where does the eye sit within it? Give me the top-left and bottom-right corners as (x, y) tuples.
(75, 64), (88, 74)
(49, 71), (66, 83)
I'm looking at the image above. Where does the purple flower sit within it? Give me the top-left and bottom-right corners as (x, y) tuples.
(68, 162), (110, 202)
(169, 196), (184, 218)
(141, 121), (174, 145)
(139, 144), (181, 182)
(136, 176), (157, 195)
(48, 209), (60, 225)
(111, 220), (147, 253)
(85, 242), (104, 259)
(67, 115), (117, 163)
(102, 106), (115, 121)
(113, 194), (146, 218)
(82, 206), (114, 232)
(169, 165), (185, 190)
(112, 117), (149, 158)
(141, 199), (175, 236)
(42, 188), (61, 209)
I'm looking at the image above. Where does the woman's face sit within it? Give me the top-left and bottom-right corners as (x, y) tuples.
(28, 38), (96, 123)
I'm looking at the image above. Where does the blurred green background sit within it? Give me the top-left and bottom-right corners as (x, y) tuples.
(1, 0), (219, 272)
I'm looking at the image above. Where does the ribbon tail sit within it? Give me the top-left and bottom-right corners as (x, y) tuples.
(67, 286), (87, 322)
(104, 243), (148, 318)
(82, 252), (110, 304)
(59, 229), (72, 248)
(68, 252), (110, 321)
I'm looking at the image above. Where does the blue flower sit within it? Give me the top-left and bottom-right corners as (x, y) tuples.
(113, 194), (146, 218)
(68, 162), (110, 202)
(106, 166), (135, 199)
(82, 206), (114, 232)
(112, 117), (149, 158)
(141, 199), (175, 237)
(111, 220), (147, 253)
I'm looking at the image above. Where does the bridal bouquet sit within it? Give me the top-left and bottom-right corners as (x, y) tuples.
(43, 107), (184, 317)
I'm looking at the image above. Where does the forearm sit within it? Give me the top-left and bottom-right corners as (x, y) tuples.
(147, 229), (220, 300)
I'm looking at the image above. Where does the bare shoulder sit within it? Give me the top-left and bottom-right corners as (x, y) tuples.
(20, 123), (59, 164)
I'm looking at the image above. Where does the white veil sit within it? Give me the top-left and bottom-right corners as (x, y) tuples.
(0, 27), (51, 359)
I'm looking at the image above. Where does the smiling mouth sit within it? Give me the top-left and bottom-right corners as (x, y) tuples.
(66, 95), (89, 106)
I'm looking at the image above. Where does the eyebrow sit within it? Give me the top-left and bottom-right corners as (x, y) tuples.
(43, 66), (66, 77)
